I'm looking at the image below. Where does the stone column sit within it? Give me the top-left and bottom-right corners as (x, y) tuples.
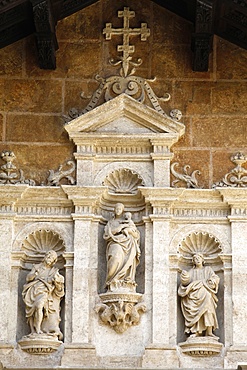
(219, 189), (247, 347)
(150, 138), (175, 187)
(62, 186), (103, 343)
(150, 212), (171, 344)
(0, 186), (27, 344)
(63, 252), (74, 343)
(74, 143), (95, 186)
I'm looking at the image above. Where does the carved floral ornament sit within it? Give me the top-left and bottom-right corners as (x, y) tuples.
(0, 150), (75, 186)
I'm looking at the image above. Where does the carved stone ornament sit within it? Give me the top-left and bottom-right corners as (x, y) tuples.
(212, 152), (247, 188)
(96, 294), (146, 334)
(46, 160), (76, 186)
(0, 150), (35, 185)
(19, 250), (65, 354)
(171, 162), (202, 188)
(102, 168), (144, 194)
(64, 7), (181, 123)
(97, 202), (146, 332)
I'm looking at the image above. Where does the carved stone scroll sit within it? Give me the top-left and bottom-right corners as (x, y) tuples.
(171, 162), (202, 188)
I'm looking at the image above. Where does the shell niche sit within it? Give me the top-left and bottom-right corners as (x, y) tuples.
(178, 231), (222, 259)
(103, 168), (145, 194)
(21, 229), (65, 255)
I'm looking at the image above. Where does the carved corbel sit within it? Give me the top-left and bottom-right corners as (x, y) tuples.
(31, 0), (58, 69)
(191, 0), (214, 71)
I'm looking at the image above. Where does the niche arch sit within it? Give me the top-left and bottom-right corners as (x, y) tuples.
(93, 162), (153, 188)
(13, 226), (67, 342)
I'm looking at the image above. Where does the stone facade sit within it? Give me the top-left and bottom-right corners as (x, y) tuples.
(1, 0), (247, 369)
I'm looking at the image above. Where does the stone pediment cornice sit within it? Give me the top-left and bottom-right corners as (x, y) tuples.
(65, 94), (185, 147)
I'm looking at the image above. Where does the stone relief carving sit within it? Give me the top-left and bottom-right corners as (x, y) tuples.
(177, 232), (223, 356)
(212, 152), (247, 188)
(46, 160), (76, 186)
(102, 168), (144, 194)
(64, 7), (181, 123)
(171, 162), (202, 188)
(0, 150), (75, 186)
(0, 150), (35, 185)
(19, 250), (64, 354)
(97, 203), (146, 333)
(96, 296), (146, 334)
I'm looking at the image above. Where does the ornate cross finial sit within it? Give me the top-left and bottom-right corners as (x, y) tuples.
(103, 7), (150, 77)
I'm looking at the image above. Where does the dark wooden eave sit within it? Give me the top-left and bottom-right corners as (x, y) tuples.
(0, 0), (247, 71)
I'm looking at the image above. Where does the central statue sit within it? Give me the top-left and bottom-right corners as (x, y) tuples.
(103, 203), (141, 292)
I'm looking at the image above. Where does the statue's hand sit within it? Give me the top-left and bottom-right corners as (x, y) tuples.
(207, 278), (216, 288)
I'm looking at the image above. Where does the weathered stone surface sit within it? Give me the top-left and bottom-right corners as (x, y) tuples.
(0, 41), (23, 77)
(216, 38), (247, 80)
(57, 2), (101, 41)
(191, 117), (247, 148)
(173, 81), (213, 115)
(6, 114), (69, 143)
(3, 79), (63, 113)
(212, 82), (247, 114)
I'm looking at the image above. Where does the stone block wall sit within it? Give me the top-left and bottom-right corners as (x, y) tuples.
(0, 0), (247, 185)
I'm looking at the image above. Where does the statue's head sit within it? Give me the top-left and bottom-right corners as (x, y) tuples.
(192, 253), (204, 267)
(114, 203), (125, 216)
(44, 250), (57, 266)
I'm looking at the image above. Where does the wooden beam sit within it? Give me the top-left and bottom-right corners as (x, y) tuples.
(31, 0), (58, 69)
(191, 0), (214, 71)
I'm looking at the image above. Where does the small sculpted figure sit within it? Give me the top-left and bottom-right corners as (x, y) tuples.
(178, 253), (219, 338)
(22, 250), (64, 340)
(103, 203), (141, 291)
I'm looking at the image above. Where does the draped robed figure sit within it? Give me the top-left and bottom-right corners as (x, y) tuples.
(104, 203), (141, 291)
(178, 253), (219, 338)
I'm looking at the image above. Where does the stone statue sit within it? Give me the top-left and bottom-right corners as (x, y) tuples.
(178, 253), (220, 338)
(22, 250), (64, 340)
(103, 203), (141, 291)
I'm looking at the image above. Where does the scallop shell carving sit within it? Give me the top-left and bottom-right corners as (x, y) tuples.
(178, 232), (222, 258)
(103, 168), (144, 194)
(21, 229), (65, 255)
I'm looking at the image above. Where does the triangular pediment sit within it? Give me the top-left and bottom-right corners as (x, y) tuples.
(65, 94), (185, 143)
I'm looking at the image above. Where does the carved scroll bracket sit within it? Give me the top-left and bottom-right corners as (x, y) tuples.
(96, 293), (146, 334)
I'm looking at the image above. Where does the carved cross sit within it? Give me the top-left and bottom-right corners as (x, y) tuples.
(103, 7), (150, 76)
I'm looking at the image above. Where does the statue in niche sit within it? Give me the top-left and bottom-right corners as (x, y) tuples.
(103, 203), (141, 292)
(22, 250), (64, 340)
(178, 253), (219, 339)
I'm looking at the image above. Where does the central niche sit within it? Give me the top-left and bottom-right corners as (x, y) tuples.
(96, 167), (146, 333)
